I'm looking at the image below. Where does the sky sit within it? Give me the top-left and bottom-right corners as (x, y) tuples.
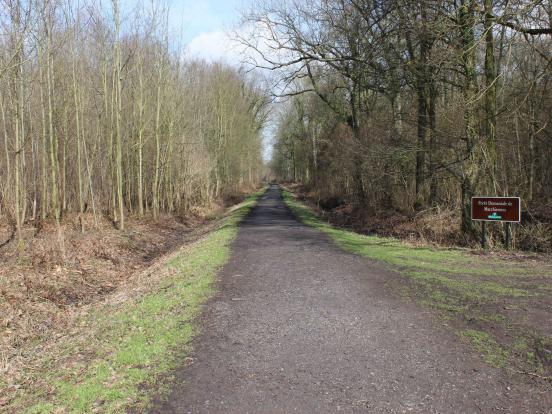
(167, 0), (249, 64)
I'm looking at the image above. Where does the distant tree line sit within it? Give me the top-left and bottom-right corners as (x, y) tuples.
(245, 0), (551, 241)
(0, 0), (268, 252)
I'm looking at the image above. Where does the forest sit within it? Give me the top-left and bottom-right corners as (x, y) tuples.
(253, 0), (552, 250)
(0, 0), (267, 257)
(1, 1), (552, 412)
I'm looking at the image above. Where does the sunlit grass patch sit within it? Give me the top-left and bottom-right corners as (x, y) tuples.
(406, 271), (530, 299)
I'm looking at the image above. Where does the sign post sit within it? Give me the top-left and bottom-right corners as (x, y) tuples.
(481, 221), (487, 249)
(471, 197), (521, 249)
(505, 222), (512, 250)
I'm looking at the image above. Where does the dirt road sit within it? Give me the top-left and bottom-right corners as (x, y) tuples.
(150, 186), (550, 413)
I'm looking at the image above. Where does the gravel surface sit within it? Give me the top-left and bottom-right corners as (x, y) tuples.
(150, 186), (550, 413)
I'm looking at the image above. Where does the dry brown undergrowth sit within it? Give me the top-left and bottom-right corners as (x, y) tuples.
(291, 184), (552, 252)
(0, 206), (224, 404)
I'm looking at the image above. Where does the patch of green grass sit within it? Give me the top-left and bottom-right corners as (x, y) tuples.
(22, 189), (264, 414)
(474, 313), (506, 323)
(461, 330), (509, 367)
(537, 283), (552, 291)
(419, 290), (466, 314)
(512, 337), (540, 367)
(407, 270), (529, 300)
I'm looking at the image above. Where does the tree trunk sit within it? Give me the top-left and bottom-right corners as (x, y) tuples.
(459, 0), (479, 238)
(38, 45), (48, 221)
(428, 82), (438, 206)
(153, 54), (163, 218)
(484, 0), (498, 192)
(46, 13), (65, 258)
(137, 55), (144, 216)
(415, 31), (430, 210)
(113, 0), (124, 230)
(72, 53), (85, 233)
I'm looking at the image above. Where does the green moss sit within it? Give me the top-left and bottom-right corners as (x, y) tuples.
(21, 189), (265, 414)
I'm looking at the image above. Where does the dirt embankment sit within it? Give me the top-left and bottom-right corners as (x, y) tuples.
(0, 203), (231, 403)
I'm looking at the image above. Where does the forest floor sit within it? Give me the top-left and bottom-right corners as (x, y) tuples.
(283, 187), (552, 385)
(0, 192), (262, 413)
(149, 185), (551, 413)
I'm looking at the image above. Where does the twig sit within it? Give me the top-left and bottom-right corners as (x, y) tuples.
(509, 368), (552, 381)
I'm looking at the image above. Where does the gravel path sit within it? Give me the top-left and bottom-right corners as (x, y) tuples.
(150, 186), (550, 413)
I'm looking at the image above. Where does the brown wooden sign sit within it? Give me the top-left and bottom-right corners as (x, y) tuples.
(471, 197), (521, 223)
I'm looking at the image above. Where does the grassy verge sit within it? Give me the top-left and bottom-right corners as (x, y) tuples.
(282, 189), (552, 378)
(9, 190), (264, 414)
